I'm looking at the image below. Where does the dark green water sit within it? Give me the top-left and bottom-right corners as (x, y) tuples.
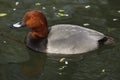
(0, 0), (120, 80)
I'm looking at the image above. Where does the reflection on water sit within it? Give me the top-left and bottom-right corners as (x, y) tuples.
(0, 53), (46, 80)
(21, 53), (46, 79)
(0, 0), (120, 80)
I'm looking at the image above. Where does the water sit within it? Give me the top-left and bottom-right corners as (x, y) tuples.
(0, 0), (120, 80)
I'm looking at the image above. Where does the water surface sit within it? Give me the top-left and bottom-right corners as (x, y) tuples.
(0, 0), (120, 80)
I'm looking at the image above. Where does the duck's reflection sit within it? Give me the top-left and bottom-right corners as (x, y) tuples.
(0, 52), (47, 80)
(21, 52), (47, 79)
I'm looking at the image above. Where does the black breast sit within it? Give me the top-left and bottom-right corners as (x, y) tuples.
(25, 35), (47, 52)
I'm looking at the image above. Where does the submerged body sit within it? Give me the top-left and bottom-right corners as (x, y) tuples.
(13, 10), (113, 54)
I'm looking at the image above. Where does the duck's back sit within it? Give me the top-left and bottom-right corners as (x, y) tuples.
(46, 24), (105, 54)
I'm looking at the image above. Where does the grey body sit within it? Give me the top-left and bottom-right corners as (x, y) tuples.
(46, 24), (105, 54)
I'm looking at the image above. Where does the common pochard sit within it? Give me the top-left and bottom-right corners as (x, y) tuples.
(13, 10), (114, 54)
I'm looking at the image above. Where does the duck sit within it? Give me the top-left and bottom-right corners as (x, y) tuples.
(13, 10), (114, 54)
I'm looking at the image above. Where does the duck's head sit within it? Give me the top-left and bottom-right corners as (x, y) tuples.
(13, 10), (48, 39)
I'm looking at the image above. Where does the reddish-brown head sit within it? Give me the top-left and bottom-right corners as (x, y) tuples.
(23, 10), (48, 39)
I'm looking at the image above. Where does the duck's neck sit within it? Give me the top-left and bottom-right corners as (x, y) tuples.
(30, 26), (48, 39)
(25, 31), (48, 52)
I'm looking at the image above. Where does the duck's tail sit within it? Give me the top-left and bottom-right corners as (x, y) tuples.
(98, 36), (114, 46)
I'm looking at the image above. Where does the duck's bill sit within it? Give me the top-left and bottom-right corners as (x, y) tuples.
(13, 21), (25, 28)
